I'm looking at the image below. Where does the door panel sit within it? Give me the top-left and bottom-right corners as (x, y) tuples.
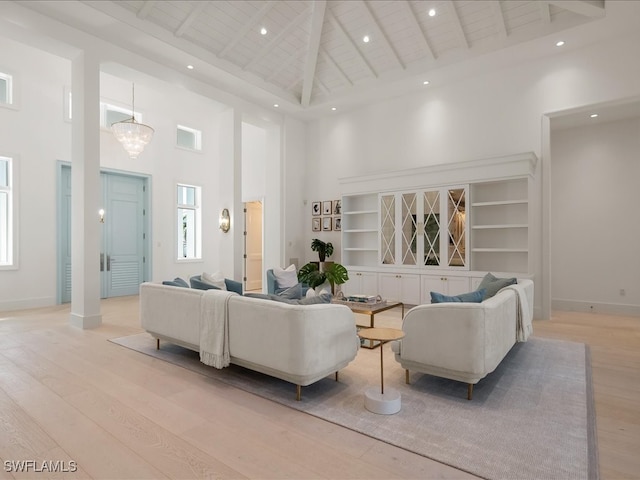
(244, 201), (263, 291)
(102, 173), (145, 298)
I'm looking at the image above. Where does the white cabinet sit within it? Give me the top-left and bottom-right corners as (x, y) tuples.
(342, 270), (378, 296)
(421, 275), (470, 304)
(380, 186), (468, 269)
(379, 273), (421, 305)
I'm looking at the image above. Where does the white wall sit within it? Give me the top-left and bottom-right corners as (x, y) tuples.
(304, 28), (640, 316)
(241, 122), (266, 203)
(551, 117), (640, 315)
(0, 39), (233, 310)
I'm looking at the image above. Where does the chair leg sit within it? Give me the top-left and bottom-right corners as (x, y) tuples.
(335, 371), (339, 382)
(405, 369), (410, 384)
(296, 385), (301, 401)
(467, 383), (473, 400)
(156, 338), (160, 350)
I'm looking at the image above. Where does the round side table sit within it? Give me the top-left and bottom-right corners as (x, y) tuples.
(357, 327), (405, 414)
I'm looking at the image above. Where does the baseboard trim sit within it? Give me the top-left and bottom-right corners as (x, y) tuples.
(552, 299), (640, 317)
(69, 312), (102, 329)
(0, 296), (56, 312)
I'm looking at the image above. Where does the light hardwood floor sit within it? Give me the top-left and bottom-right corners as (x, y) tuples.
(0, 297), (638, 479)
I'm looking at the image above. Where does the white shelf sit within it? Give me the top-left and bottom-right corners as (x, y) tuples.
(344, 247), (378, 252)
(471, 200), (528, 207)
(472, 248), (529, 253)
(343, 229), (378, 233)
(343, 210), (377, 215)
(472, 224), (528, 230)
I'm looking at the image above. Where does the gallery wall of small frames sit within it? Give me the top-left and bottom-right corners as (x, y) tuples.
(312, 200), (341, 232)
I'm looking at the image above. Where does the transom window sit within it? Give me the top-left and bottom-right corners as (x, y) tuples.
(176, 125), (202, 151)
(176, 184), (201, 260)
(0, 156), (14, 267)
(100, 102), (140, 128)
(0, 72), (13, 105)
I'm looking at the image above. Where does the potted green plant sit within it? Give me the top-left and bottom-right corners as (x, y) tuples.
(297, 261), (349, 294)
(311, 238), (334, 262)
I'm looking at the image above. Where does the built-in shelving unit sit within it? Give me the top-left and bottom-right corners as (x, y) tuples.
(338, 152), (538, 304)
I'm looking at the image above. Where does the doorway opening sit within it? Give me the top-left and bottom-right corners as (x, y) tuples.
(244, 201), (263, 292)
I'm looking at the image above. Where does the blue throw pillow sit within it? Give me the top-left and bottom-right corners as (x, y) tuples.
(477, 273), (517, 299)
(430, 289), (485, 304)
(276, 283), (303, 300)
(162, 279), (188, 288)
(224, 278), (243, 295)
(172, 277), (189, 288)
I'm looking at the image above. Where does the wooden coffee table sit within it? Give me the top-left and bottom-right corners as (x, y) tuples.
(357, 327), (405, 414)
(333, 300), (404, 348)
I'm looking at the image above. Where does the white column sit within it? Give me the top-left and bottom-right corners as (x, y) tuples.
(70, 51), (102, 329)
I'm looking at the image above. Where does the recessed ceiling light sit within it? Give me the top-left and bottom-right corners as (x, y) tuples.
(428, 8), (436, 17)
(260, 27), (267, 35)
(423, 80), (430, 85)
(187, 65), (194, 70)
(363, 35), (370, 43)
(273, 103), (279, 108)
(590, 113), (599, 118)
(556, 40), (565, 47)
(331, 107), (337, 111)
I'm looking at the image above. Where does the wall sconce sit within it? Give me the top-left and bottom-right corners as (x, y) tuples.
(219, 208), (230, 233)
(99, 209), (105, 223)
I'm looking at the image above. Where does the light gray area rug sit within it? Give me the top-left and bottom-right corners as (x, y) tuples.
(110, 333), (598, 480)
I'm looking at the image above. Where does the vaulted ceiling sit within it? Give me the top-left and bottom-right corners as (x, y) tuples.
(13, 1), (608, 115)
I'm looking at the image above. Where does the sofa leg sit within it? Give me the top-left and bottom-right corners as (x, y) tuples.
(296, 385), (301, 401)
(405, 369), (410, 384)
(335, 371), (339, 382)
(156, 338), (160, 350)
(467, 384), (473, 401)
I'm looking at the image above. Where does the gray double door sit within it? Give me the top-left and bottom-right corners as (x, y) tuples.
(60, 166), (148, 303)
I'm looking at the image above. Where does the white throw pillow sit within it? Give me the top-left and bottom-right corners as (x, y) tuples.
(315, 280), (332, 296)
(272, 264), (298, 289)
(202, 271), (227, 290)
(305, 288), (317, 298)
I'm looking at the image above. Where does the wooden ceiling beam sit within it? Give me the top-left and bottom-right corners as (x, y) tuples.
(399, 0), (435, 61)
(547, 0), (605, 18)
(137, 1), (156, 20)
(301, 0), (327, 107)
(539, 2), (552, 25)
(358, 0), (404, 69)
(174, 2), (206, 38)
(219, 1), (275, 59)
(490, 1), (508, 40)
(327, 10), (377, 79)
(446, 1), (469, 50)
(320, 48), (353, 88)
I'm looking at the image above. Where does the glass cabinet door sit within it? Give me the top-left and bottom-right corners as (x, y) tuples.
(400, 192), (418, 265)
(423, 190), (441, 266)
(380, 194), (396, 265)
(446, 187), (467, 267)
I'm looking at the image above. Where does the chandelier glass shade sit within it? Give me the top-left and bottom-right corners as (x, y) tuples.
(111, 84), (154, 159)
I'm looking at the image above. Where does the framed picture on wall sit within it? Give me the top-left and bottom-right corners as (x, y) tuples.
(312, 201), (321, 216)
(312, 218), (321, 232)
(333, 216), (341, 231)
(322, 201), (332, 215)
(322, 217), (332, 231)
(333, 200), (341, 215)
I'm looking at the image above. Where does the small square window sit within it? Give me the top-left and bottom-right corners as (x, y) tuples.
(101, 103), (138, 129)
(177, 125), (202, 151)
(0, 73), (13, 105)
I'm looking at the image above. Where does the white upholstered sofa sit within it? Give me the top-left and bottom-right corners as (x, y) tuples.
(139, 282), (360, 400)
(391, 279), (534, 400)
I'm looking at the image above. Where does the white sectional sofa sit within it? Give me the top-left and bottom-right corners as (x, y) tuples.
(391, 279), (534, 400)
(139, 282), (360, 400)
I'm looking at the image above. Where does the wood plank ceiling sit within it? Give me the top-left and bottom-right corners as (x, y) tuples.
(70, 1), (607, 109)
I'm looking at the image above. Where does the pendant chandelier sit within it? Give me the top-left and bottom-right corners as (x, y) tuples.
(111, 84), (154, 159)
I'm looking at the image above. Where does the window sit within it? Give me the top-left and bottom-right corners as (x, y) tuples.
(0, 156), (14, 267)
(100, 102), (138, 129)
(176, 125), (202, 151)
(176, 184), (201, 260)
(0, 72), (13, 105)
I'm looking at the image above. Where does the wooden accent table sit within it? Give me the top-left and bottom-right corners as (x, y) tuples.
(332, 300), (404, 348)
(357, 327), (405, 414)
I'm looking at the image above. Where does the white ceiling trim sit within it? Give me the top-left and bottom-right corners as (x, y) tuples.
(137, 0), (155, 20)
(174, 2), (206, 38)
(547, 0), (605, 18)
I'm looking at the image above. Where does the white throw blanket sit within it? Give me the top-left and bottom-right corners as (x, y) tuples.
(199, 290), (235, 368)
(500, 284), (532, 342)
